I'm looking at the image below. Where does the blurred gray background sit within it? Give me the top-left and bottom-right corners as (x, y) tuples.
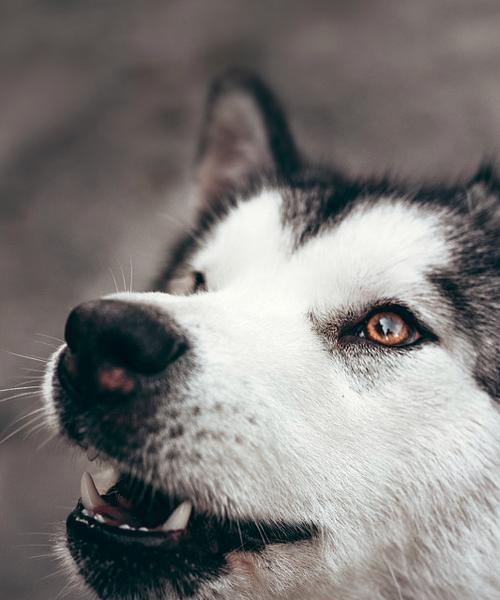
(2, 1), (500, 598)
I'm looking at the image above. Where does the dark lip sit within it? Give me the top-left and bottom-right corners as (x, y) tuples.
(68, 502), (189, 549)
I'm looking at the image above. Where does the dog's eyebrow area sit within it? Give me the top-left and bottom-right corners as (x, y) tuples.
(288, 198), (450, 310)
(196, 190), (450, 320)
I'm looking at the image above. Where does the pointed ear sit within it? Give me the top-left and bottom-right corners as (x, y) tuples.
(196, 70), (301, 205)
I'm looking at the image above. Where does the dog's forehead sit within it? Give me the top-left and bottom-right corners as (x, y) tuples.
(195, 188), (449, 305)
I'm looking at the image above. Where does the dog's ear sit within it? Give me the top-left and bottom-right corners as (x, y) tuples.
(196, 70), (300, 206)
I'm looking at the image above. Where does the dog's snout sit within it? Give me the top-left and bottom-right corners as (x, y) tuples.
(62, 299), (187, 399)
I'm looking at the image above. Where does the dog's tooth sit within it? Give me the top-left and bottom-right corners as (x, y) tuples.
(119, 524), (131, 530)
(92, 467), (119, 495)
(159, 500), (192, 532)
(81, 472), (107, 511)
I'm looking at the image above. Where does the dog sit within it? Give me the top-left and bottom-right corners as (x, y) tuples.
(43, 70), (500, 600)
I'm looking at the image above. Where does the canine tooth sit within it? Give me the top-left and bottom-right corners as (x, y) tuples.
(81, 472), (106, 511)
(159, 501), (192, 532)
(119, 524), (131, 530)
(92, 467), (119, 495)
(94, 513), (105, 523)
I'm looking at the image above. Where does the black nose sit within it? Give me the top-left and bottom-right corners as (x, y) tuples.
(62, 299), (187, 398)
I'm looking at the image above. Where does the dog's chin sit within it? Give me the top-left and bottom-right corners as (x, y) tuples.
(62, 455), (316, 600)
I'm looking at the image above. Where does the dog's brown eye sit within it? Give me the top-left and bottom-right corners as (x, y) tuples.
(363, 311), (417, 347)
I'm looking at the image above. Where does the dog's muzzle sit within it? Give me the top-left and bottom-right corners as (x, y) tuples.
(50, 298), (316, 599)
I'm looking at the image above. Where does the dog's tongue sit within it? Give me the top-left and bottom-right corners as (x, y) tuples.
(80, 472), (192, 532)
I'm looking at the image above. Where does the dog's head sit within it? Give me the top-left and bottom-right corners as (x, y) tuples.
(43, 71), (500, 600)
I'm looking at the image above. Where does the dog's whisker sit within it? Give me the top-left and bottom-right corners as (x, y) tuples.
(36, 333), (64, 343)
(10, 374), (44, 381)
(254, 519), (270, 546)
(109, 267), (120, 294)
(5, 350), (48, 363)
(24, 418), (49, 439)
(118, 261), (127, 293)
(0, 391), (39, 404)
(8, 407), (45, 426)
(56, 579), (79, 600)
(38, 567), (68, 582)
(34, 340), (60, 349)
(236, 520), (244, 551)
(0, 414), (45, 445)
(129, 255), (134, 292)
(36, 430), (59, 450)
(0, 385), (41, 393)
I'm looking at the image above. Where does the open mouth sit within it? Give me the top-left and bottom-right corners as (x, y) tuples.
(72, 466), (314, 548)
(66, 459), (316, 598)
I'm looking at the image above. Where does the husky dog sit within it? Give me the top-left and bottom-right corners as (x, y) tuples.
(43, 71), (500, 600)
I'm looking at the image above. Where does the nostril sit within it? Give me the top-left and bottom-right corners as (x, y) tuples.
(59, 348), (139, 401)
(64, 304), (87, 354)
(95, 366), (137, 395)
(62, 299), (188, 382)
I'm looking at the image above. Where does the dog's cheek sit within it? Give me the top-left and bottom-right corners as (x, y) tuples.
(225, 543), (329, 600)
(223, 550), (291, 600)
